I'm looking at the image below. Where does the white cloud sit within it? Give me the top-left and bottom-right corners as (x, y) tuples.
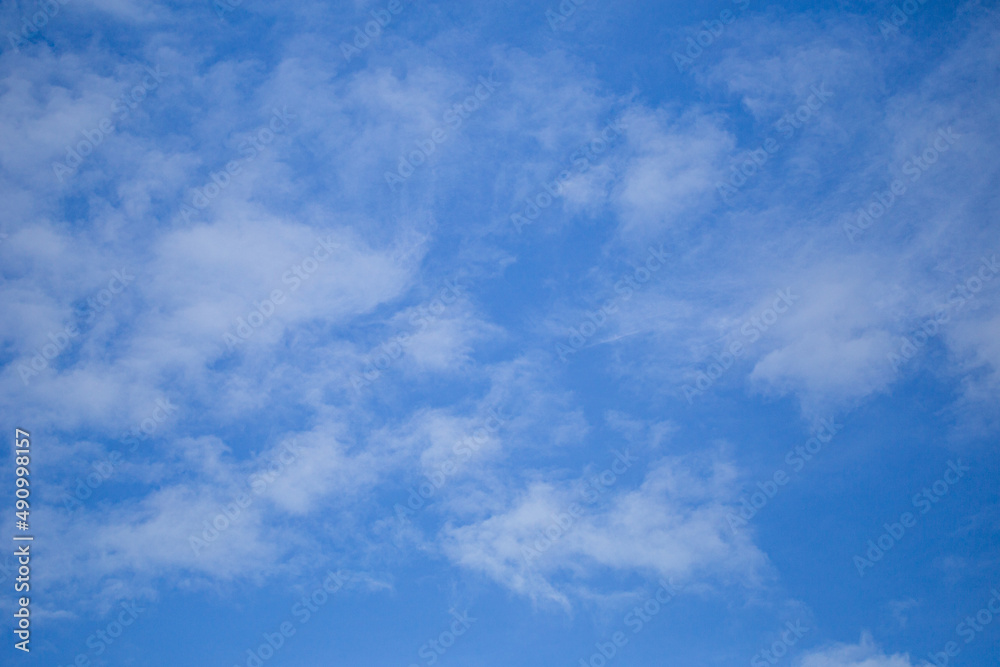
(796, 633), (921, 667)
(441, 450), (767, 607)
(613, 106), (732, 239)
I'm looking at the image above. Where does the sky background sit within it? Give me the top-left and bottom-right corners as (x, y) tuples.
(1, 0), (999, 665)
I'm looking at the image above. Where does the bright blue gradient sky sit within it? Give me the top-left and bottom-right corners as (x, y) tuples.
(1, 0), (999, 666)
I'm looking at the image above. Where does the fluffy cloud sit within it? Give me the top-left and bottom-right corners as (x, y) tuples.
(442, 450), (767, 607)
(796, 633), (920, 667)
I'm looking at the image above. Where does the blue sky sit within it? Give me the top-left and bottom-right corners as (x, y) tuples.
(1, 0), (999, 665)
